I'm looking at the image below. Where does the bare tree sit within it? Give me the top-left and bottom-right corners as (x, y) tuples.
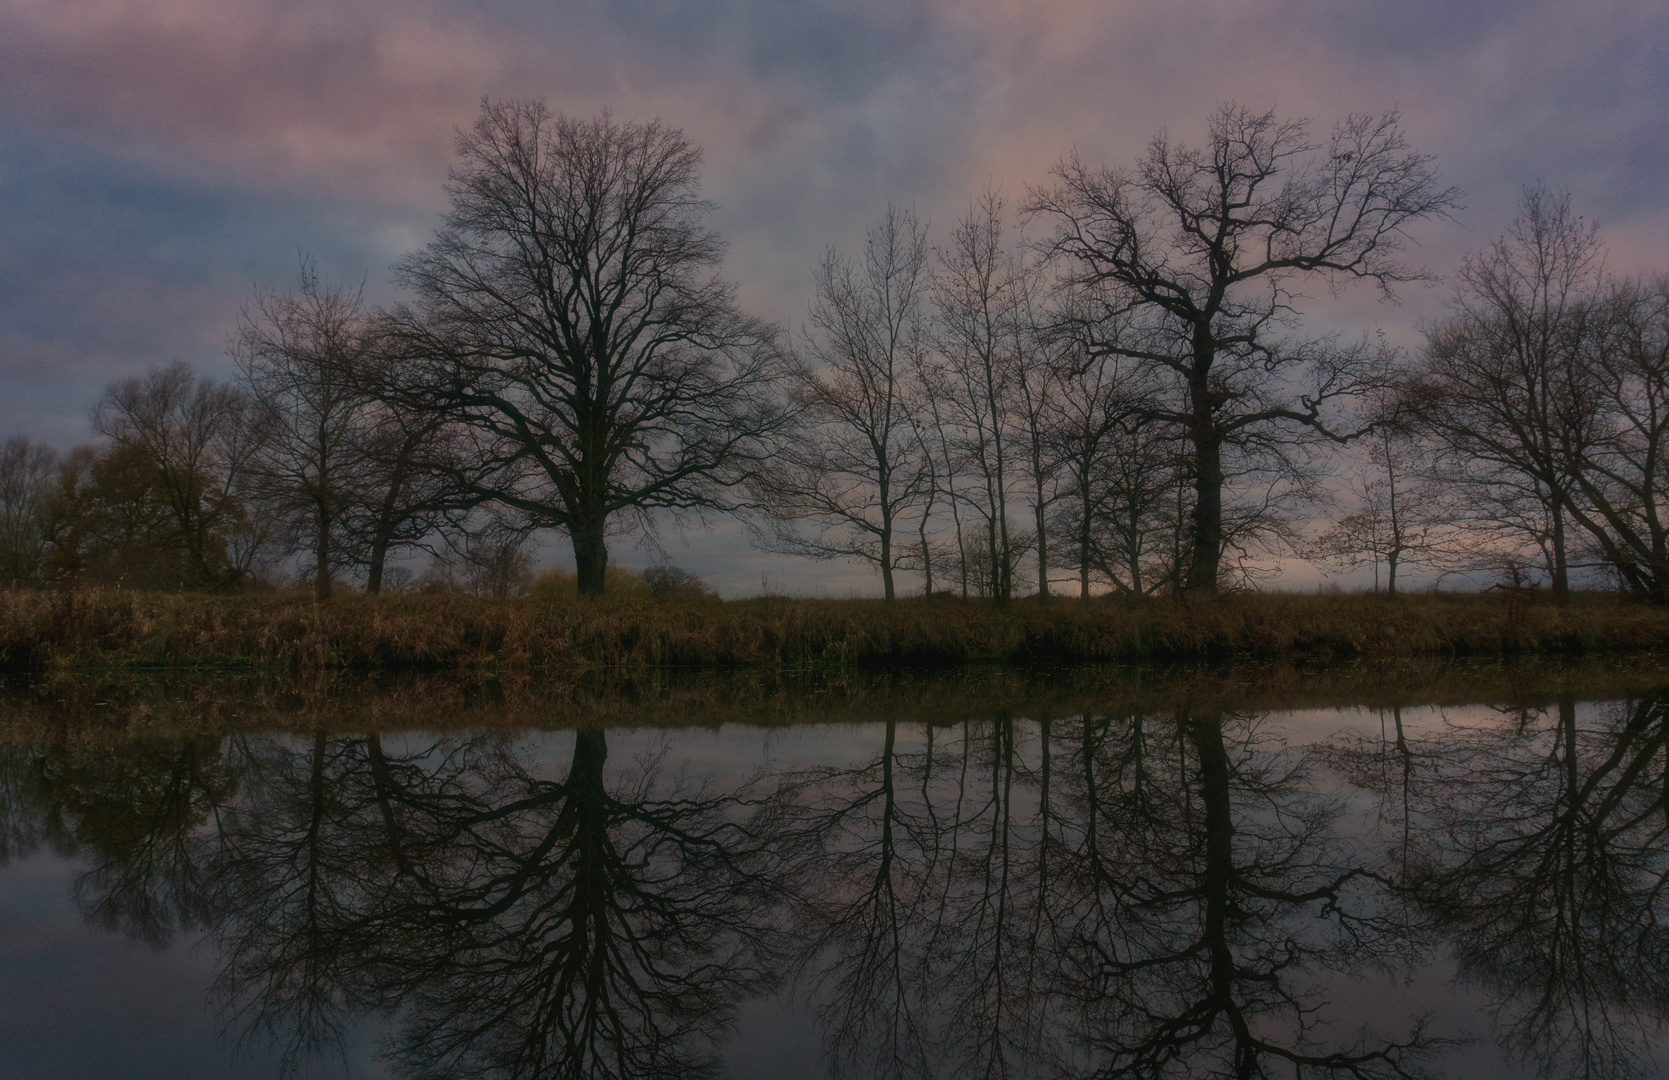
(912, 357), (972, 596)
(753, 206), (933, 600)
(1557, 276), (1669, 600)
(1414, 185), (1605, 603)
(92, 361), (267, 587)
(394, 100), (795, 598)
(1013, 271), (1066, 600)
(1029, 105), (1459, 594)
(234, 263), (383, 598)
(928, 191), (1030, 602)
(0, 436), (57, 586)
(1305, 393), (1459, 593)
(344, 340), (484, 594)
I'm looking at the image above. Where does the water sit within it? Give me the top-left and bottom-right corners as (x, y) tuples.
(1, 667), (1666, 1079)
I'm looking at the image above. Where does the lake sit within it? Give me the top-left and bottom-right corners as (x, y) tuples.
(2, 663), (1666, 1079)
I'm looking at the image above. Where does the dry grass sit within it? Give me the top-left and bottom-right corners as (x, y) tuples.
(3, 586), (1669, 673)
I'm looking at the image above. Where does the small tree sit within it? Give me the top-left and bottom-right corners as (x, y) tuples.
(753, 206), (933, 600)
(0, 436), (58, 586)
(91, 362), (266, 587)
(1305, 397), (1457, 592)
(1414, 185), (1605, 603)
(235, 263), (381, 599)
(344, 338), (483, 594)
(927, 191), (1030, 601)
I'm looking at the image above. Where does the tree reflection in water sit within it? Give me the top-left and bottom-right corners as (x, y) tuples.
(4, 692), (1667, 1079)
(1330, 693), (1669, 1080)
(1046, 710), (1434, 1078)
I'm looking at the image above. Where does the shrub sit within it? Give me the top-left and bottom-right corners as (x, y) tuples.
(643, 564), (716, 599)
(530, 565), (652, 602)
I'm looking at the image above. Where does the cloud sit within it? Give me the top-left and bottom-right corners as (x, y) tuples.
(2, 0), (1666, 589)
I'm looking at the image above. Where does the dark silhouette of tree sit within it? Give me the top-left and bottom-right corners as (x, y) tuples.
(777, 718), (948, 1080)
(927, 191), (1033, 602)
(23, 734), (238, 944)
(88, 361), (269, 586)
(754, 206), (934, 601)
(1304, 391), (1459, 594)
(1044, 327), (1185, 597)
(395, 100), (796, 597)
(1412, 185), (1605, 602)
(1029, 105), (1459, 594)
(0, 436), (58, 585)
(371, 730), (789, 1080)
(345, 344), (481, 594)
(236, 264), (382, 598)
(777, 705), (1438, 1079)
(1561, 276), (1669, 601)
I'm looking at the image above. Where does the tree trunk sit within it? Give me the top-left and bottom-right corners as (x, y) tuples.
(315, 510), (332, 599)
(880, 524), (896, 601)
(1185, 432), (1223, 595)
(1185, 711), (1239, 1046)
(365, 449), (413, 596)
(918, 469), (935, 598)
(1550, 494), (1570, 606)
(1034, 494), (1049, 602)
(1184, 327), (1223, 597)
(919, 502), (934, 598)
(1080, 489), (1092, 600)
(573, 518), (608, 598)
(366, 534), (390, 595)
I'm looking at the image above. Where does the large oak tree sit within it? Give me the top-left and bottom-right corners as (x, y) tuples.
(396, 101), (794, 596)
(1029, 105), (1459, 594)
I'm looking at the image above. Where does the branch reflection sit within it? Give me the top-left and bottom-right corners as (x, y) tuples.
(1333, 694), (1669, 1080)
(7, 692), (1665, 1079)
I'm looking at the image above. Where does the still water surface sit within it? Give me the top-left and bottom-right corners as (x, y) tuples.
(1, 671), (1666, 1079)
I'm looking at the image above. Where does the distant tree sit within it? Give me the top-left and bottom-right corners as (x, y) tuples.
(1304, 392), (1458, 593)
(1413, 185), (1605, 603)
(45, 443), (190, 586)
(344, 338), (484, 595)
(1013, 270), (1067, 600)
(90, 362), (267, 587)
(928, 191), (1031, 601)
(235, 263), (382, 599)
(754, 206), (933, 601)
(1029, 105), (1460, 594)
(0, 436), (58, 586)
(1557, 275), (1669, 601)
(1038, 287), (1186, 599)
(394, 100), (796, 598)
(642, 563), (716, 599)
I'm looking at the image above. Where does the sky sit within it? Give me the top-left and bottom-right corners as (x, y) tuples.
(3, 0), (1667, 593)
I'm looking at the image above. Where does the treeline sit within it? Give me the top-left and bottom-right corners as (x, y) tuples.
(0, 339), (523, 597)
(2, 100), (1666, 602)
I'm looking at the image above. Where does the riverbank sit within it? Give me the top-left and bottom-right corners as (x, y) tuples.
(4, 586), (1669, 672)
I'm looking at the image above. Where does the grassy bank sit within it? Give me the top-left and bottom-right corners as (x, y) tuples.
(5, 586), (1669, 672)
